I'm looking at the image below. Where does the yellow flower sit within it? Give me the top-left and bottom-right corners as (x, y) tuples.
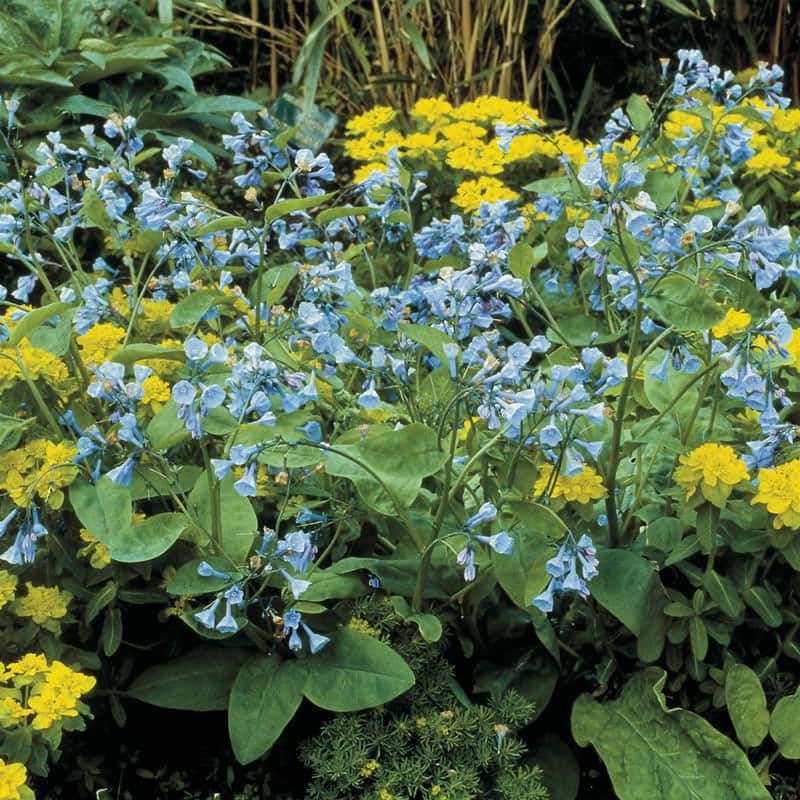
(359, 758), (380, 778)
(13, 583), (70, 630)
(346, 106), (397, 135)
(78, 529), (111, 569)
(711, 307), (751, 338)
(28, 684), (79, 729)
(45, 660), (96, 698)
(0, 759), (29, 800)
(347, 617), (381, 637)
(770, 107), (800, 133)
(0, 570), (17, 610)
(452, 177), (518, 213)
(0, 697), (31, 726)
(0, 440), (78, 507)
(783, 329), (800, 371)
(745, 148), (791, 175)
(353, 162), (387, 183)
(445, 143), (504, 175)
(139, 298), (177, 335)
(673, 443), (748, 506)
(533, 465), (606, 505)
(76, 322), (125, 367)
(141, 374), (171, 414)
(411, 96), (454, 123)
(752, 459), (800, 529)
(5, 653), (48, 684)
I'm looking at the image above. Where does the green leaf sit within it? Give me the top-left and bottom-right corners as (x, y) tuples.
(571, 668), (770, 799)
(658, 0), (702, 16)
(590, 549), (667, 662)
(646, 275), (726, 331)
(147, 401), (190, 450)
(264, 191), (337, 225)
(770, 690), (800, 759)
(492, 503), (566, 609)
(166, 557), (240, 596)
(509, 242), (535, 281)
(689, 616), (708, 661)
(189, 473), (257, 563)
(190, 216), (248, 237)
(626, 94), (651, 132)
(111, 344), (186, 366)
(0, 415), (34, 453)
(389, 596), (442, 642)
(302, 629), (414, 711)
(324, 424), (448, 514)
(69, 478), (132, 544)
(743, 587), (782, 627)
(107, 512), (187, 563)
(101, 607), (122, 657)
(703, 571), (744, 618)
(725, 664), (768, 749)
(170, 290), (223, 329)
(79, 187), (115, 233)
(228, 656), (305, 764)
(398, 322), (457, 363)
(85, 581), (117, 624)
(248, 265), (297, 308)
(127, 647), (250, 711)
(8, 302), (71, 346)
(584, 0), (631, 45)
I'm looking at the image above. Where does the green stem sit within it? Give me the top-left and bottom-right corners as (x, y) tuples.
(199, 441), (222, 547)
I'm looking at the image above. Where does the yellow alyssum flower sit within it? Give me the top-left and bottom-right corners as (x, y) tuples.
(139, 298), (177, 335)
(346, 106), (397, 135)
(347, 617), (381, 638)
(752, 459), (800, 529)
(745, 148), (791, 175)
(711, 307), (751, 338)
(782, 329), (800, 371)
(353, 162), (387, 184)
(27, 661), (95, 730)
(0, 341), (72, 394)
(5, 653), (48, 682)
(411, 95), (454, 123)
(78, 528), (111, 569)
(446, 143), (504, 175)
(13, 583), (71, 630)
(76, 322), (125, 367)
(0, 440), (78, 507)
(770, 107), (800, 133)
(452, 177), (518, 213)
(141, 374), (171, 414)
(533, 464), (606, 505)
(673, 443), (748, 506)
(0, 697), (31, 725)
(0, 570), (17, 610)
(0, 759), (31, 800)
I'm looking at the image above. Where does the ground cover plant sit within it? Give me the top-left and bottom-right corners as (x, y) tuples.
(1, 50), (800, 799)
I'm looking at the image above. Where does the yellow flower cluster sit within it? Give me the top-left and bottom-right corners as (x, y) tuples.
(78, 529), (112, 569)
(672, 443), (749, 507)
(0, 758), (32, 800)
(0, 340), (72, 395)
(0, 570), (17, 610)
(711, 307), (751, 338)
(0, 440), (78, 508)
(752, 459), (800, 529)
(0, 654), (95, 734)
(533, 464), (607, 505)
(12, 583), (71, 632)
(345, 95), (584, 211)
(76, 322), (126, 367)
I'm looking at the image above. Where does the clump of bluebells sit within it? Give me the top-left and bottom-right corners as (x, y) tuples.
(2, 50), (800, 797)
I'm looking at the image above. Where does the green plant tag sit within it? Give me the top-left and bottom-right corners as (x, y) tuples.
(270, 91), (338, 153)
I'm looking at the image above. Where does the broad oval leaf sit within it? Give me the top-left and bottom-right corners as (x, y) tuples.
(571, 668), (770, 800)
(228, 656), (305, 764)
(302, 629), (414, 712)
(127, 647), (250, 711)
(770, 690), (800, 759)
(725, 664), (768, 749)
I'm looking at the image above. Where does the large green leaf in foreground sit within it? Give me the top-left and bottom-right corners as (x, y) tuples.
(571, 668), (769, 800)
